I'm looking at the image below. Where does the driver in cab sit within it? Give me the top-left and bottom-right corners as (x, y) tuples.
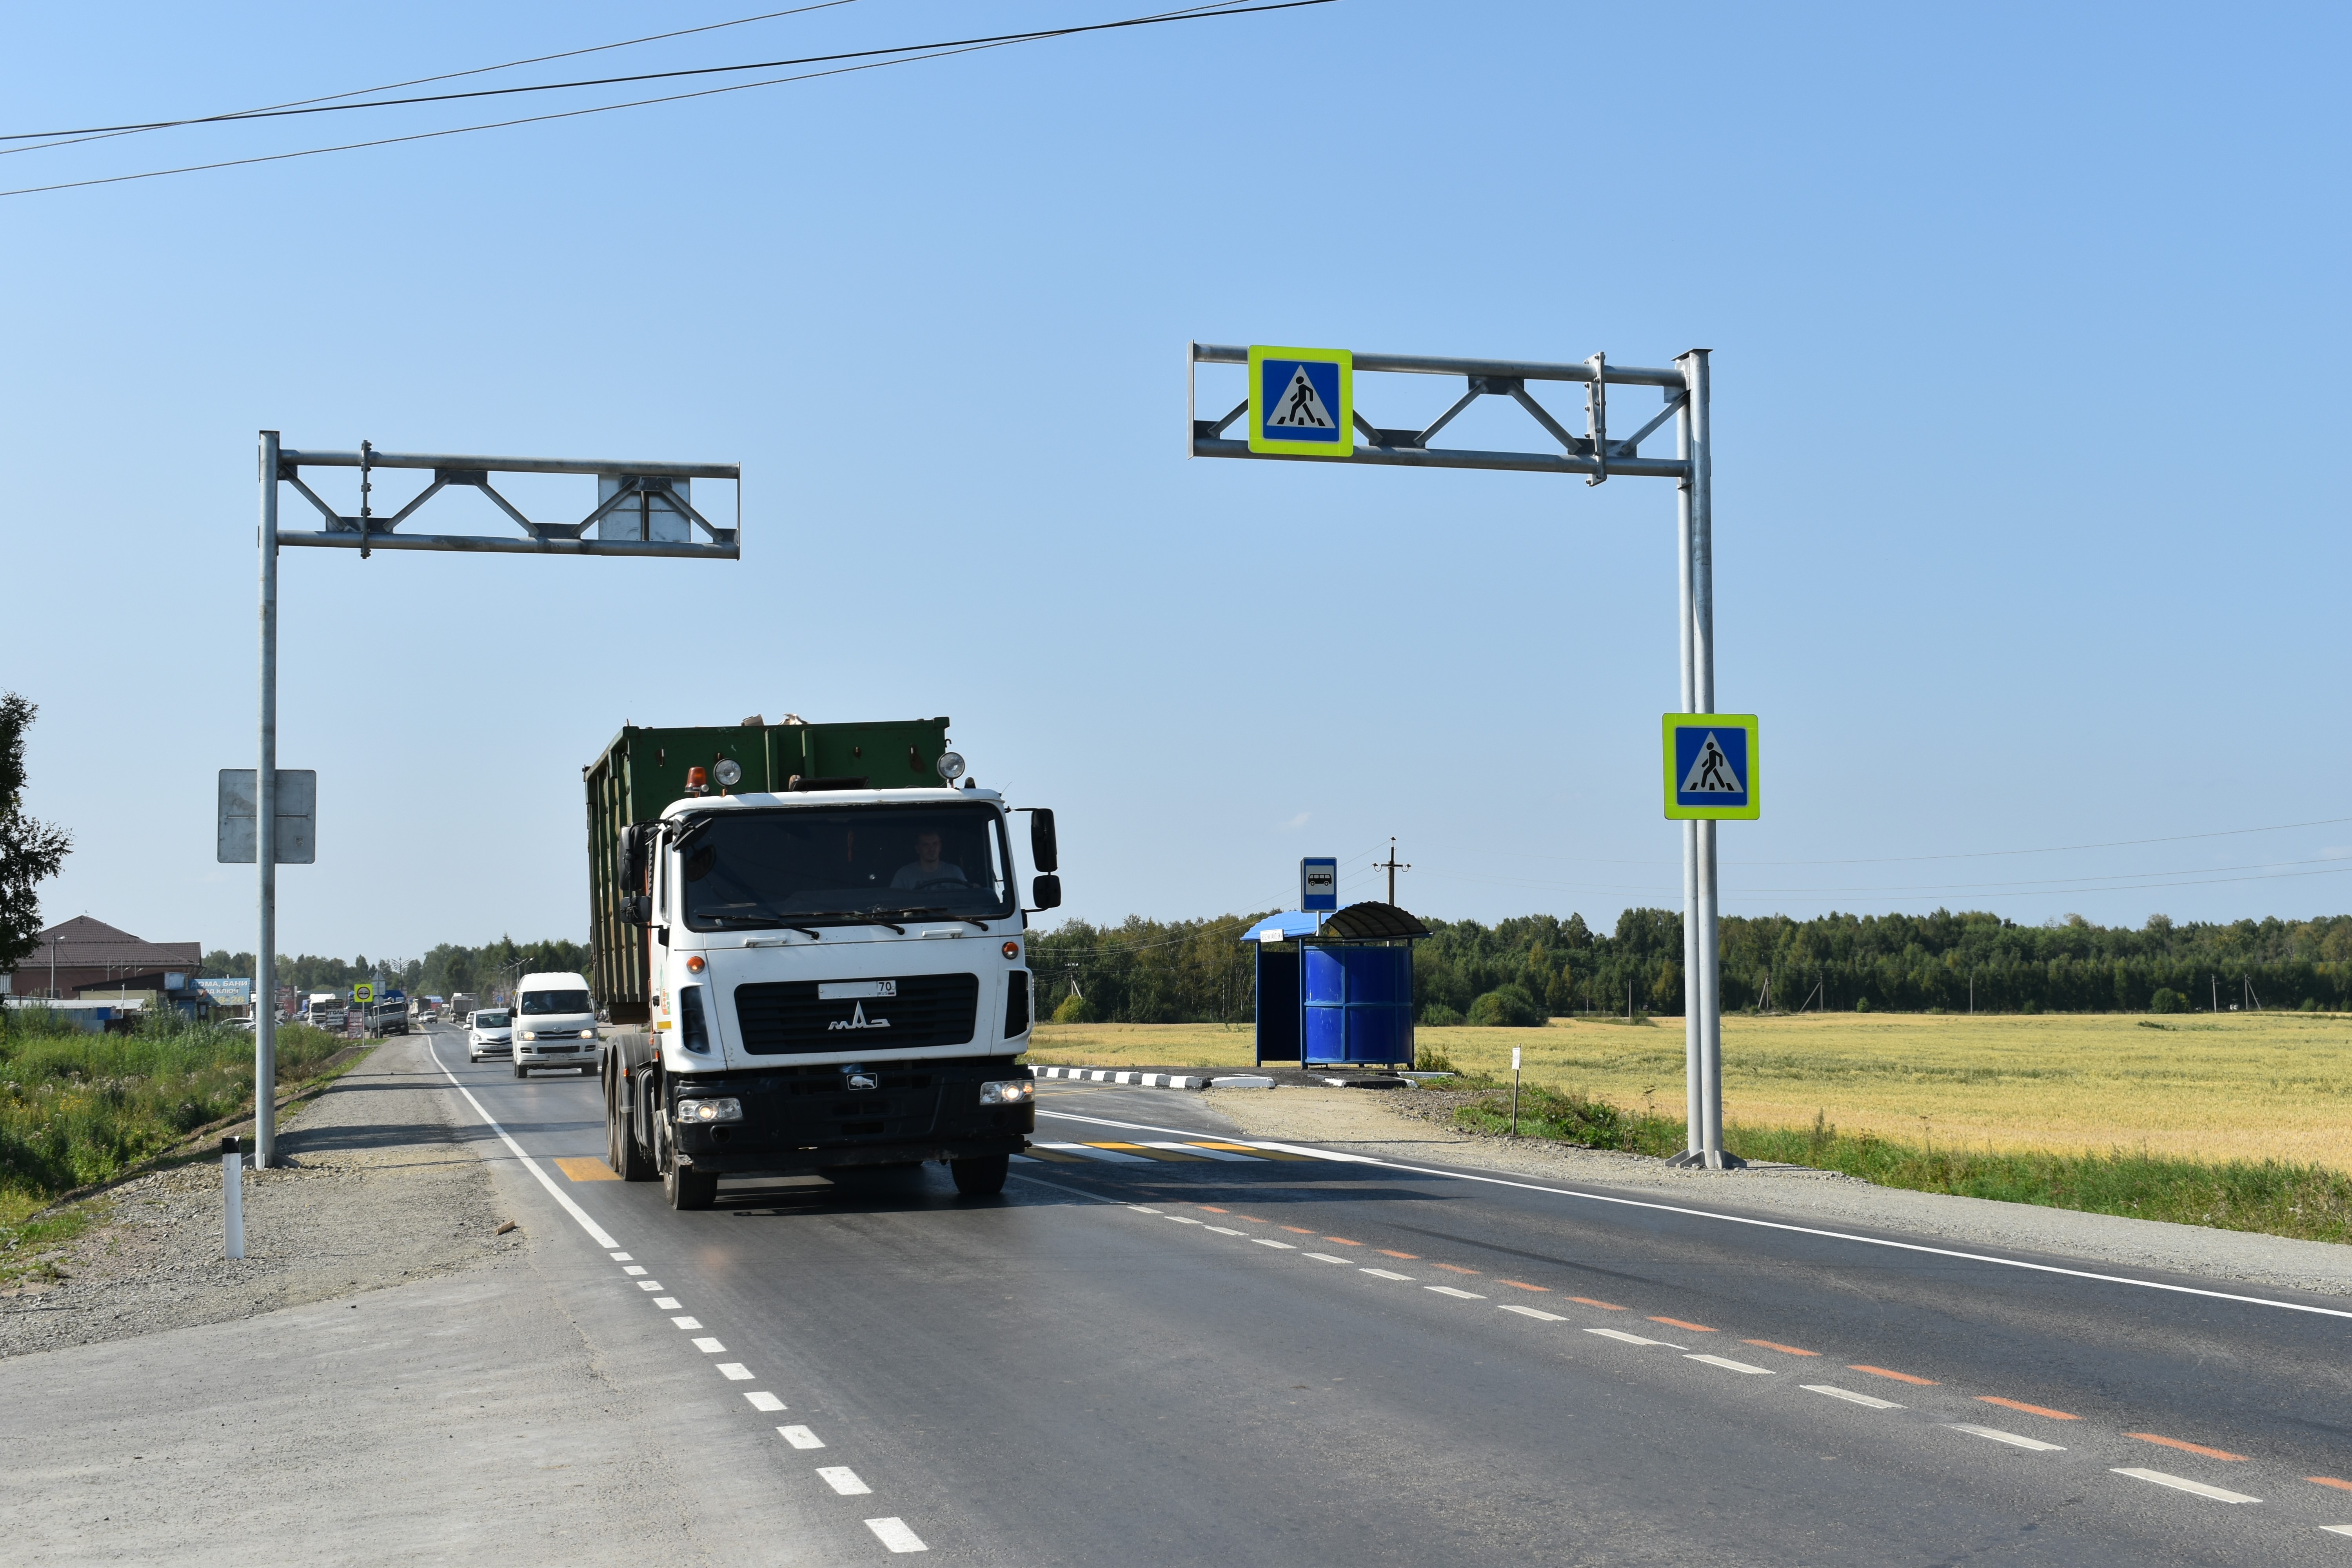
(891, 829), (969, 891)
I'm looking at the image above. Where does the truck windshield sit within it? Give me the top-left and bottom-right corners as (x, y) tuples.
(680, 802), (1012, 930)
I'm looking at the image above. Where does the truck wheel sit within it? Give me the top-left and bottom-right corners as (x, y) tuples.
(950, 1154), (1009, 1197)
(512, 1063), (528, 1080)
(608, 1068), (654, 1181)
(665, 1161), (717, 1210)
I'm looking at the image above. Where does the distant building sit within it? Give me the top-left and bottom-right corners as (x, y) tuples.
(8, 916), (203, 1005)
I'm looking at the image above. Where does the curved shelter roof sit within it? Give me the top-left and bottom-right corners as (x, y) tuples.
(1317, 902), (1430, 941)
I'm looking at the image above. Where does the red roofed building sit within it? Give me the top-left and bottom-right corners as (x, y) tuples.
(6, 916), (202, 1001)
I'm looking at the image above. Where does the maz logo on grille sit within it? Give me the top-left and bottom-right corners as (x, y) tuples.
(829, 1002), (890, 1031)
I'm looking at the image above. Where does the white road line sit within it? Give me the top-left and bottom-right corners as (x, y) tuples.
(817, 1466), (872, 1496)
(608, 1252), (632, 1261)
(1034, 1105), (2352, 1322)
(1686, 1354), (1774, 1375)
(1361, 1268), (1415, 1281)
(692, 1338), (727, 1354)
(1947, 1423), (2065, 1452)
(1426, 1286), (1486, 1300)
(864, 1517), (928, 1553)
(1587, 1328), (1682, 1348)
(1128, 1205), (1162, 1214)
(745, 1392), (786, 1413)
(669, 1316), (703, 1330)
(636, 1281), (664, 1291)
(2321, 1525), (2352, 1537)
(1499, 1304), (1567, 1321)
(1804, 1384), (1905, 1410)
(1144, 1142), (1259, 1161)
(1252, 1238), (1297, 1250)
(1304, 1253), (1353, 1265)
(779, 1425), (825, 1449)
(1034, 1142), (1153, 1163)
(1206, 1226), (1246, 1236)
(654, 1297), (683, 1310)
(426, 1040), (620, 1249)
(622, 1265), (647, 1276)
(2110, 1468), (2261, 1504)
(1166, 1216), (1205, 1226)
(717, 1363), (755, 1381)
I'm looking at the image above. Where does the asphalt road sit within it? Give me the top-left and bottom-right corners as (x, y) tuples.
(421, 1024), (2352, 1565)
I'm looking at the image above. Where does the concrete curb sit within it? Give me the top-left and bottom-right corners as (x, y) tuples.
(1031, 1066), (1215, 1090)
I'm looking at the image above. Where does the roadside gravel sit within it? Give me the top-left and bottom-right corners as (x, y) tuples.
(1201, 1084), (2352, 1299)
(0, 1039), (519, 1357)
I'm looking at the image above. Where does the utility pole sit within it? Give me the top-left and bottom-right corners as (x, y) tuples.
(1371, 838), (1411, 906)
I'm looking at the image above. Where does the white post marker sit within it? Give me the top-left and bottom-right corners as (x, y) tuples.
(1511, 1046), (1522, 1136)
(222, 1135), (245, 1259)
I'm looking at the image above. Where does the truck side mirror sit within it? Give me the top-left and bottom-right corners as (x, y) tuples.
(619, 894), (653, 926)
(1028, 809), (1058, 874)
(619, 821), (655, 893)
(1030, 875), (1062, 911)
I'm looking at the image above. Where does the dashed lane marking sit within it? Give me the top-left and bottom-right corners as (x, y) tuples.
(2323, 1525), (2352, 1537)
(1743, 1339), (1819, 1357)
(636, 1281), (664, 1291)
(1377, 1249), (1419, 1259)
(1321, 1236), (1362, 1246)
(1499, 1280), (1549, 1292)
(670, 1316), (703, 1330)
(1978, 1396), (2077, 1420)
(1206, 1226), (1246, 1236)
(1305, 1254), (1353, 1265)
(1569, 1296), (1626, 1310)
(1587, 1328), (1682, 1348)
(1947, 1423), (2065, 1452)
(2111, 1468), (2260, 1504)
(1166, 1216), (1205, 1226)
(818, 1466), (872, 1496)
(717, 1363), (755, 1381)
(692, 1338), (726, 1353)
(1687, 1354), (1774, 1375)
(2311, 1477), (2352, 1491)
(1252, 1238), (1298, 1250)
(1851, 1365), (1938, 1386)
(746, 1392), (786, 1413)
(1361, 1268), (1415, 1281)
(554, 1156), (620, 1181)
(608, 1252), (632, 1261)
(779, 1425), (825, 1449)
(2129, 1432), (2247, 1461)
(1500, 1305), (1566, 1322)
(1279, 1225), (1317, 1234)
(654, 1298), (682, 1310)
(1650, 1316), (1715, 1333)
(1804, 1385), (1905, 1410)
(621, 1265), (647, 1277)
(1433, 1263), (1480, 1275)
(865, 1517), (928, 1553)
(1426, 1286), (1486, 1300)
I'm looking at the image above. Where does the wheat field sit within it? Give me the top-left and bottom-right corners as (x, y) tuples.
(1027, 1011), (2352, 1171)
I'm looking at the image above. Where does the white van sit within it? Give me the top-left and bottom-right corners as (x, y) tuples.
(511, 971), (599, 1079)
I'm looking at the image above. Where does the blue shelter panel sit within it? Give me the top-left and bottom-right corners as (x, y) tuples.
(1254, 942), (1301, 1065)
(1302, 945), (1415, 1066)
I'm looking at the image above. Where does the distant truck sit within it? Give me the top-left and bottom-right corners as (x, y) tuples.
(447, 993), (481, 1025)
(588, 715), (1058, 1209)
(306, 991), (346, 1031)
(366, 995), (409, 1036)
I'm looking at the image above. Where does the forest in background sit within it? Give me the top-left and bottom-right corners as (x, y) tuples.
(1027, 908), (2352, 1024)
(200, 936), (591, 1005)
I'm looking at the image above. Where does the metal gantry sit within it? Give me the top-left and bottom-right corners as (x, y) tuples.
(245, 436), (740, 1167)
(1186, 343), (1736, 1167)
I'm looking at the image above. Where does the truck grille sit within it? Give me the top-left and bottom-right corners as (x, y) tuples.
(733, 974), (981, 1054)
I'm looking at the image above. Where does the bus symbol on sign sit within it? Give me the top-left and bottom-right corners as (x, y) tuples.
(1301, 857), (1339, 912)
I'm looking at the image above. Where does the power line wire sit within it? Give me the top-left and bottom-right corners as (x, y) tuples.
(1, 0), (870, 158)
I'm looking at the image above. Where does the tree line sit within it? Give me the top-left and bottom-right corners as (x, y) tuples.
(1028, 908), (2352, 1022)
(202, 936), (591, 1005)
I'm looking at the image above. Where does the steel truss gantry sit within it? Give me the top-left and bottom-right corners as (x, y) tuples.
(1186, 343), (1736, 1168)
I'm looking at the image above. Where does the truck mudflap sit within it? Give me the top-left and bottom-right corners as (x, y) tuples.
(659, 1056), (1033, 1177)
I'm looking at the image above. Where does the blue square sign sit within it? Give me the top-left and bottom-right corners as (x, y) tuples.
(1300, 857), (1339, 911)
(1248, 346), (1353, 456)
(1662, 713), (1760, 820)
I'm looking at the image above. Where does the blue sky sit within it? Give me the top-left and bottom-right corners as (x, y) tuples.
(5, 0), (2348, 964)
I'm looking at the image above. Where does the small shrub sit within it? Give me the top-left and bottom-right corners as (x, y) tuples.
(1414, 1045), (1456, 1073)
(2020, 998), (2041, 1015)
(2300, 997), (2321, 1013)
(2149, 988), (2184, 1014)
(1466, 985), (1544, 1028)
(1419, 1002), (1464, 1027)
(1050, 993), (1093, 1024)
(1854, 997), (1871, 1013)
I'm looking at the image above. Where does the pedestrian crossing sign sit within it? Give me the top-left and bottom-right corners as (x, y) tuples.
(1662, 713), (1760, 820)
(1248, 345), (1353, 457)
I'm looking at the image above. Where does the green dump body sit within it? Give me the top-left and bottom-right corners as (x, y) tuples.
(584, 716), (954, 1022)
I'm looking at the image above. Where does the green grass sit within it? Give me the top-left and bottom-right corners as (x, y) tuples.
(1446, 1085), (2352, 1244)
(0, 1008), (349, 1231)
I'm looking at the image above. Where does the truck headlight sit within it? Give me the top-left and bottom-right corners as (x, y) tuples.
(677, 1097), (743, 1123)
(979, 1078), (1033, 1105)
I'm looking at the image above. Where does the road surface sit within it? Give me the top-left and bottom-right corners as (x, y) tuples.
(423, 1024), (2352, 1564)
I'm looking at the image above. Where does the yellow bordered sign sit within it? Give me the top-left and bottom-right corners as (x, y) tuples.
(353, 982), (375, 1002)
(1248, 346), (1353, 456)
(1662, 713), (1760, 820)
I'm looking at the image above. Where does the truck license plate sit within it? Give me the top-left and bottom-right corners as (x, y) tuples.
(818, 980), (898, 1000)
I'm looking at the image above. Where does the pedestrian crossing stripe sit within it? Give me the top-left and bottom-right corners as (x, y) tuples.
(1662, 713), (1761, 820)
(1010, 1140), (1321, 1165)
(1248, 345), (1353, 457)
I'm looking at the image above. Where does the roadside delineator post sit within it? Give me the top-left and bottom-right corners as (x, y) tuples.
(222, 1136), (245, 1260)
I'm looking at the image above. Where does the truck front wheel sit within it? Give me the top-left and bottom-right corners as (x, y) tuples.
(655, 1112), (717, 1210)
(950, 1154), (1009, 1198)
(607, 1066), (653, 1181)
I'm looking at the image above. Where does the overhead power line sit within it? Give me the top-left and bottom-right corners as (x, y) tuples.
(0, 0), (1311, 145)
(1, 0), (870, 158)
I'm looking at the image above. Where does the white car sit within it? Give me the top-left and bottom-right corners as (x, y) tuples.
(511, 971), (600, 1079)
(467, 1007), (514, 1062)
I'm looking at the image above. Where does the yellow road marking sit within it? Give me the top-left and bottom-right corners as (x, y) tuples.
(1084, 1142), (1214, 1161)
(554, 1157), (620, 1182)
(1192, 1142), (1316, 1161)
(1021, 1148), (1092, 1163)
